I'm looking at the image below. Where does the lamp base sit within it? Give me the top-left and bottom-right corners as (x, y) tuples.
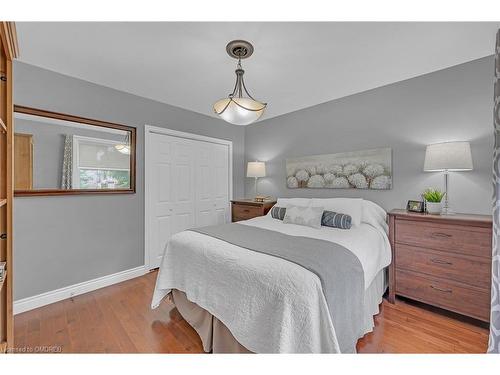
(441, 207), (455, 215)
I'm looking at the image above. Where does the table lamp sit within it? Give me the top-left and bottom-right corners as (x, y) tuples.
(423, 141), (473, 214)
(247, 161), (266, 199)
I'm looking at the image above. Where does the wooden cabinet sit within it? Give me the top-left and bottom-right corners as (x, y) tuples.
(388, 209), (492, 322)
(231, 199), (276, 222)
(14, 133), (33, 190)
(0, 22), (18, 353)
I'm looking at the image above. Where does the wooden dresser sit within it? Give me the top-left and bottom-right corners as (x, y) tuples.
(231, 199), (276, 222)
(388, 209), (492, 322)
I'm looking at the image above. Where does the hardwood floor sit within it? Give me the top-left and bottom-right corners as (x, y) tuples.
(13, 271), (489, 353)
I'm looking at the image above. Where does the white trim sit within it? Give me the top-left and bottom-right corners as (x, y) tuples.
(145, 125), (234, 148)
(13, 266), (147, 315)
(144, 125), (234, 271)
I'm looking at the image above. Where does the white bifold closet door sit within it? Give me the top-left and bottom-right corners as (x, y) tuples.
(147, 131), (230, 269)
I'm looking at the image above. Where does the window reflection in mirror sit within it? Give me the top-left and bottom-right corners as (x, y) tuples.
(14, 107), (135, 196)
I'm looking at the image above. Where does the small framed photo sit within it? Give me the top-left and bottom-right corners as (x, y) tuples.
(406, 200), (424, 213)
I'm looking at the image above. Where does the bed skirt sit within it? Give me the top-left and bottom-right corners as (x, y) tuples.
(172, 289), (252, 353)
(171, 268), (387, 353)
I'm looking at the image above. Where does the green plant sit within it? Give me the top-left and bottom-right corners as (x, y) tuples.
(422, 188), (445, 203)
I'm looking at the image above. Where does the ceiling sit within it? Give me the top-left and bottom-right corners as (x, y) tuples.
(16, 22), (500, 124)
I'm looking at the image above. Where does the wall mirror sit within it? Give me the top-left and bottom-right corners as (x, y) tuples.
(14, 106), (136, 196)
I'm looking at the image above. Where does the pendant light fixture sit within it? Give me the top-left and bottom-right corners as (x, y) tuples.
(213, 40), (267, 126)
(115, 132), (131, 155)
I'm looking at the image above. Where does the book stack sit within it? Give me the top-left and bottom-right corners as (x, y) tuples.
(0, 261), (5, 283)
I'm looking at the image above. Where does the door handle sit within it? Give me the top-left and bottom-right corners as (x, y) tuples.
(430, 285), (452, 293)
(430, 258), (453, 265)
(431, 232), (452, 238)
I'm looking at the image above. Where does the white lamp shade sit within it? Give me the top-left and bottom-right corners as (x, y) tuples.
(247, 161), (266, 178)
(213, 98), (266, 126)
(423, 141), (473, 171)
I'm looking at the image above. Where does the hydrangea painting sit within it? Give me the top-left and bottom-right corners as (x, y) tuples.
(286, 148), (392, 190)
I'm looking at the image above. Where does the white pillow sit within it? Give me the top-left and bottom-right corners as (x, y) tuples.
(283, 205), (324, 229)
(311, 198), (363, 226)
(276, 198), (312, 207)
(362, 200), (388, 234)
(267, 198), (313, 216)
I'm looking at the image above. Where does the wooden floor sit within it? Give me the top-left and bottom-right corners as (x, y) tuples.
(13, 271), (489, 353)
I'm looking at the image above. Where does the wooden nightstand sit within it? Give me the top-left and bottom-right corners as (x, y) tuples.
(387, 209), (492, 322)
(231, 199), (276, 222)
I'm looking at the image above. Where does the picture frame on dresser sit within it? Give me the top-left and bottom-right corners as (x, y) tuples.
(387, 209), (492, 322)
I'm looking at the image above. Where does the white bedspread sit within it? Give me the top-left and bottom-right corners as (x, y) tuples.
(151, 215), (391, 353)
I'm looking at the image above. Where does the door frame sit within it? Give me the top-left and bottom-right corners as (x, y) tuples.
(144, 125), (233, 270)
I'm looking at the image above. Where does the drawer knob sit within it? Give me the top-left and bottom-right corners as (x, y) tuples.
(430, 258), (453, 265)
(430, 285), (453, 293)
(431, 232), (452, 238)
(243, 209), (250, 213)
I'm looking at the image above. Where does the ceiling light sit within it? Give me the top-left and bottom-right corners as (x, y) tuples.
(115, 132), (131, 155)
(213, 40), (267, 126)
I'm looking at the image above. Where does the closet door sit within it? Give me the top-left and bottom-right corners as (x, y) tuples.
(147, 130), (231, 270)
(195, 142), (230, 226)
(148, 133), (196, 269)
(195, 141), (216, 227)
(213, 143), (230, 224)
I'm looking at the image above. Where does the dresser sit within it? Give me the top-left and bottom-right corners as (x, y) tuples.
(388, 209), (492, 322)
(231, 199), (276, 222)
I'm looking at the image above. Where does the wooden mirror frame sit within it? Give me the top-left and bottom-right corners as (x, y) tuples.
(13, 105), (136, 197)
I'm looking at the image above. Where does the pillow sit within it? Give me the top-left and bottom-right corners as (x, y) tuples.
(267, 198), (312, 216)
(321, 211), (352, 229)
(276, 197), (312, 207)
(270, 206), (287, 220)
(283, 205), (324, 229)
(311, 198), (363, 226)
(362, 200), (388, 234)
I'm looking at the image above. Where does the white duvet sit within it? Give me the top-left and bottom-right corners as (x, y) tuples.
(151, 200), (391, 353)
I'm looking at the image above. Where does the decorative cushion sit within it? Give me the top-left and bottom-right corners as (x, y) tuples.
(321, 211), (352, 229)
(270, 206), (287, 220)
(311, 198), (363, 226)
(283, 205), (324, 229)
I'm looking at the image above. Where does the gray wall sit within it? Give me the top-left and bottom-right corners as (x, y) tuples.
(13, 62), (245, 300)
(14, 55), (494, 300)
(245, 56), (494, 215)
(15, 118), (124, 189)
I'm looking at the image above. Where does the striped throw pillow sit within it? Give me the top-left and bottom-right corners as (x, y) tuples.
(270, 206), (287, 220)
(321, 210), (352, 229)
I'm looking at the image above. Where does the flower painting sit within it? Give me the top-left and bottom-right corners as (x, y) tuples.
(286, 148), (392, 190)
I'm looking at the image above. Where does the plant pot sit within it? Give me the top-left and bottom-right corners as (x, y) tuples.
(426, 201), (443, 215)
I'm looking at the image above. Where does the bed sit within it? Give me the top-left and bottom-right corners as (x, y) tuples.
(151, 198), (391, 353)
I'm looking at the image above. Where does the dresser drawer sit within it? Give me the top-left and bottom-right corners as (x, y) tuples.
(395, 220), (491, 258)
(396, 269), (490, 321)
(395, 244), (491, 289)
(232, 204), (262, 221)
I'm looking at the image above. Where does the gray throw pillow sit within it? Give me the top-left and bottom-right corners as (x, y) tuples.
(321, 210), (352, 229)
(270, 206), (287, 220)
(283, 205), (324, 229)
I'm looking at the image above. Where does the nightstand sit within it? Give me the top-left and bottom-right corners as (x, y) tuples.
(231, 199), (276, 222)
(387, 209), (492, 322)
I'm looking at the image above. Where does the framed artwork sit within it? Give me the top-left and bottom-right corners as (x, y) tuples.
(286, 147), (392, 190)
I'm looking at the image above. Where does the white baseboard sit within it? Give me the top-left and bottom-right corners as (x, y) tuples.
(14, 265), (148, 315)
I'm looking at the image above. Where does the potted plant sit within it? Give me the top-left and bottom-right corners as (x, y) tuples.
(422, 188), (446, 215)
